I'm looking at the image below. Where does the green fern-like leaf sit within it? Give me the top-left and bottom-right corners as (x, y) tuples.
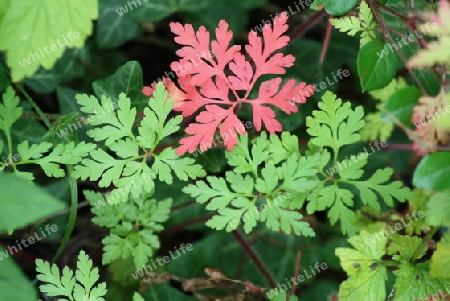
(306, 91), (365, 154)
(329, 0), (376, 46)
(0, 86), (96, 180)
(306, 91), (413, 234)
(73, 82), (205, 204)
(36, 250), (107, 301)
(359, 111), (394, 141)
(0, 86), (22, 135)
(85, 190), (172, 269)
(183, 132), (319, 236)
(330, 16), (362, 36)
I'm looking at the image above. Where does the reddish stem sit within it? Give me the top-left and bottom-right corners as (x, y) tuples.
(367, 0), (427, 95)
(320, 17), (333, 64)
(161, 214), (213, 236)
(385, 143), (450, 151)
(384, 26), (420, 45)
(289, 9), (326, 40)
(171, 200), (197, 212)
(232, 230), (277, 288)
(377, 2), (408, 21)
(288, 249), (302, 298)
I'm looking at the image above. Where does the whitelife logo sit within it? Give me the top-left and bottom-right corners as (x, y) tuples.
(325, 140), (388, 177)
(266, 262), (328, 298)
(251, 1), (314, 33)
(131, 243), (193, 279)
(116, 0), (148, 16)
(0, 224), (59, 261)
(18, 32), (81, 67)
(55, 101), (119, 139)
(363, 211), (425, 246)
(377, 22), (438, 59)
(291, 68), (351, 101)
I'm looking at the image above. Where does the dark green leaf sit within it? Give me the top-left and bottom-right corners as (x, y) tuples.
(185, 1), (247, 36)
(0, 247), (38, 301)
(381, 86), (421, 126)
(413, 152), (450, 191)
(142, 283), (196, 301)
(56, 86), (81, 114)
(122, 0), (211, 23)
(357, 39), (397, 91)
(24, 47), (89, 93)
(92, 61), (148, 109)
(320, 0), (358, 16)
(0, 173), (66, 232)
(96, 0), (142, 49)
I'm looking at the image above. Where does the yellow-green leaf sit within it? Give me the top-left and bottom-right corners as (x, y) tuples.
(0, 0), (98, 82)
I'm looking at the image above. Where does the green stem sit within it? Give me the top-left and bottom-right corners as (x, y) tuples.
(409, 226), (438, 264)
(14, 85), (80, 263)
(15, 84), (53, 129)
(52, 165), (78, 263)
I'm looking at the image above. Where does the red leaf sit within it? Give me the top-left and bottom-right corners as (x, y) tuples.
(142, 78), (184, 109)
(228, 53), (253, 91)
(147, 12), (316, 155)
(176, 105), (236, 155)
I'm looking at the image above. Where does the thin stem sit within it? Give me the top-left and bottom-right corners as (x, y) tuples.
(289, 9), (326, 41)
(232, 229), (277, 288)
(320, 18), (333, 64)
(288, 249), (302, 298)
(15, 84), (53, 129)
(13, 86), (79, 264)
(382, 260), (402, 267)
(367, 0), (427, 95)
(52, 166), (78, 264)
(160, 214), (214, 236)
(20, 111), (61, 121)
(31, 201), (90, 232)
(409, 226), (438, 263)
(378, 2), (408, 21)
(380, 107), (430, 151)
(384, 26), (420, 45)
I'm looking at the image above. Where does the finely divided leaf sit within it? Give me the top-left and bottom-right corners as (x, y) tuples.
(36, 260), (75, 298)
(0, 86), (22, 134)
(36, 250), (106, 301)
(184, 131), (319, 236)
(163, 14), (315, 154)
(73, 84), (205, 204)
(306, 91), (364, 153)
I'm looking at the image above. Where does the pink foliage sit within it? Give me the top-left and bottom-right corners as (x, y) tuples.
(144, 13), (315, 155)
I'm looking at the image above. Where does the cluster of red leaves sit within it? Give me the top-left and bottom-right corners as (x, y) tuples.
(143, 13), (315, 155)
